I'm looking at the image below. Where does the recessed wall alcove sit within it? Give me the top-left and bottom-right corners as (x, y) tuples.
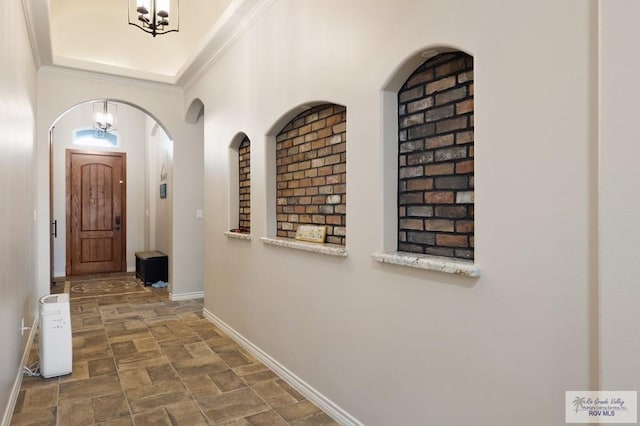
(226, 132), (252, 240)
(261, 102), (348, 257)
(375, 47), (479, 276)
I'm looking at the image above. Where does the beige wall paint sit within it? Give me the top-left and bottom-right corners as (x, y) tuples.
(188, 0), (597, 424)
(172, 111), (205, 297)
(598, 0), (640, 392)
(51, 103), (147, 276)
(0, 0), (38, 421)
(146, 118), (174, 263)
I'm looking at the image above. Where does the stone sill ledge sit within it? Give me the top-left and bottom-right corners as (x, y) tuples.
(260, 237), (348, 257)
(224, 231), (252, 240)
(372, 251), (480, 277)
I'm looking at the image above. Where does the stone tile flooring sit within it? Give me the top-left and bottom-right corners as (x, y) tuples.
(11, 280), (337, 425)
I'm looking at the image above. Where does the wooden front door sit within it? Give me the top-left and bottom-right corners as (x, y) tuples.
(66, 150), (126, 276)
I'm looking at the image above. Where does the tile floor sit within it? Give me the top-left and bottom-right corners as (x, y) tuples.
(11, 276), (337, 425)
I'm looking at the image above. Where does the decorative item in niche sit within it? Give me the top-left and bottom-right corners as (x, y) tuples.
(160, 183), (167, 199)
(160, 163), (168, 182)
(229, 228), (250, 234)
(295, 225), (327, 243)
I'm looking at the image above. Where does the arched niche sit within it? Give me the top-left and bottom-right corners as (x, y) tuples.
(380, 45), (475, 261)
(185, 97), (205, 124)
(265, 101), (347, 244)
(227, 132), (252, 233)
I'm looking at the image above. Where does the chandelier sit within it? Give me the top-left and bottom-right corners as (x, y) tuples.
(93, 101), (117, 133)
(128, 0), (179, 37)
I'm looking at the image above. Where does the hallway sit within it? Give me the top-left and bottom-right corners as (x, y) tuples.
(6, 0), (640, 423)
(11, 278), (335, 425)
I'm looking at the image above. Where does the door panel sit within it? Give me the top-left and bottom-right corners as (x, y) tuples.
(67, 150), (126, 275)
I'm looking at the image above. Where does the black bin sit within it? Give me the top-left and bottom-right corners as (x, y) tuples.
(135, 251), (168, 286)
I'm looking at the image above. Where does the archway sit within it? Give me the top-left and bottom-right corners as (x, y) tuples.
(48, 99), (174, 287)
(34, 71), (205, 304)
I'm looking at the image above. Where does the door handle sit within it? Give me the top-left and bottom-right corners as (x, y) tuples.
(115, 216), (121, 230)
(52, 220), (57, 238)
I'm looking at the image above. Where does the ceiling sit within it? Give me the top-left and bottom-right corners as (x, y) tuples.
(23, 0), (269, 86)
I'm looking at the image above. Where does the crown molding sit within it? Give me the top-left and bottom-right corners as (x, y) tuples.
(21, 0), (52, 69)
(39, 65), (184, 94)
(22, 0), (276, 91)
(51, 55), (178, 85)
(179, 0), (278, 92)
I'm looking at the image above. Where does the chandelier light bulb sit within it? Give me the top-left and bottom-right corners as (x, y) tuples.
(157, 0), (170, 15)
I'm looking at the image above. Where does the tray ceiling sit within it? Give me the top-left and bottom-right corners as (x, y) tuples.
(23, 0), (268, 86)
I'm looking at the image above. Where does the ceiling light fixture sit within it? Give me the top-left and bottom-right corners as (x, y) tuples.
(128, 0), (179, 37)
(93, 101), (117, 133)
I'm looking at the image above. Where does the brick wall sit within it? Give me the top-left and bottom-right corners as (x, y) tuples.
(276, 104), (346, 245)
(397, 52), (474, 260)
(238, 136), (251, 230)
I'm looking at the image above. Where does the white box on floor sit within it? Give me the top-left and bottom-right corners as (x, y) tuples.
(39, 293), (72, 378)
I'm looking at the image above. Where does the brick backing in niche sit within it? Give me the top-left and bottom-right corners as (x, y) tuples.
(238, 136), (251, 230)
(276, 104), (346, 245)
(398, 51), (474, 260)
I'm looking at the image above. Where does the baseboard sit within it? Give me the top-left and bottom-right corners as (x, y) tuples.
(2, 315), (39, 426)
(170, 291), (204, 301)
(202, 308), (362, 426)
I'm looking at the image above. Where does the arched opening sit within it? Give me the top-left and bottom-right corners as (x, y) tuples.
(397, 50), (474, 259)
(49, 99), (174, 284)
(185, 98), (204, 124)
(227, 132), (251, 234)
(266, 102), (347, 245)
(381, 47), (474, 261)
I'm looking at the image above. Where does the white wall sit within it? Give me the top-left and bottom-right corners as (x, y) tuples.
(188, 0), (598, 424)
(51, 103), (147, 276)
(172, 110), (204, 297)
(36, 68), (205, 300)
(145, 118), (173, 262)
(0, 0), (38, 421)
(598, 0), (640, 392)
